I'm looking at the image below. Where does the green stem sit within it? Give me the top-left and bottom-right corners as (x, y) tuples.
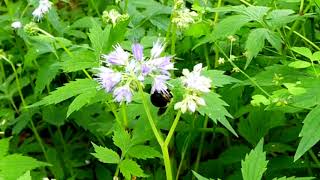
(0, 61), (5, 82)
(193, 116), (209, 173)
(121, 103), (128, 128)
(308, 150), (320, 168)
(171, 24), (177, 56)
(137, 83), (175, 179)
(138, 84), (164, 145)
(299, 0), (305, 14)
(216, 44), (271, 97)
(90, 0), (101, 16)
(285, 26), (320, 51)
(36, 28), (93, 79)
(161, 146), (173, 180)
(164, 111), (182, 147)
(204, 45), (210, 69)
(213, 0), (223, 25)
(1, 56), (54, 177)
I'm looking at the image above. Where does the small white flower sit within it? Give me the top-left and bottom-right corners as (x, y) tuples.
(172, 8), (198, 29)
(181, 63), (211, 93)
(218, 57), (225, 65)
(102, 9), (128, 26)
(231, 67), (240, 73)
(11, 21), (22, 29)
(227, 35), (236, 42)
(174, 94), (206, 113)
(32, 0), (52, 21)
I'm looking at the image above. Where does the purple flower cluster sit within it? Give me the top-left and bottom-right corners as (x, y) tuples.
(95, 40), (174, 103)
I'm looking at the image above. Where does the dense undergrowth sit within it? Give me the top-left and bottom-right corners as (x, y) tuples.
(1, 0), (320, 179)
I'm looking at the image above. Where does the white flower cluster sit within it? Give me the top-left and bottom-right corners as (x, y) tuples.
(174, 63), (212, 113)
(102, 9), (129, 26)
(32, 0), (52, 21)
(172, 5), (198, 29)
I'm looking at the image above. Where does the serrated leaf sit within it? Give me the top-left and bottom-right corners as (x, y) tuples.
(31, 79), (98, 107)
(59, 49), (99, 72)
(241, 138), (268, 180)
(113, 127), (132, 153)
(35, 60), (59, 95)
(127, 145), (161, 160)
(245, 28), (268, 68)
(198, 92), (237, 137)
(0, 154), (50, 180)
(291, 47), (313, 59)
(213, 15), (252, 39)
(202, 70), (241, 87)
(0, 138), (10, 159)
(294, 105), (320, 161)
(67, 90), (97, 117)
(91, 143), (120, 164)
(288, 61), (311, 69)
(119, 159), (147, 180)
(88, 21), (111, 54)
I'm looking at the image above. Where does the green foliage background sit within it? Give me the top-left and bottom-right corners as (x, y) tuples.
(1, 0), (320, 179)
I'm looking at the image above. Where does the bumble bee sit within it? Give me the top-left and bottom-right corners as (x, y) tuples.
(150, 90), (172, 115)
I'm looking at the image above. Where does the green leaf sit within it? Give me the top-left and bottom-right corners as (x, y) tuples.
(88, 21), (111, 54)
(288, 61), (311, 69)
(198, 92), (238, 137)
(291, 47), (313, 59)
(113, 127), (132, 153)
(127, 145), (161, 160)
(0, 154), (50, 180)
(16, 171), (31, 180)
(294, 105), (320, 161)
(241, 138), (268, 180)
(67, 90), (97, 117)
(0, 138), (10, 159)
(243, 6), (269, 23)
(35, 60), (59, 95)
(59, 49), (99, 72)
(91, 143), (120, 164)
(31, 79), (98, 107)
(119, 159), (147, 180)
(213, 15), (251, 39)
(42, 105), (67, 126)
(245, 28), (268, 68)
(266, 9), (298, 28)
(251, 95), (270, 106)
(192, 171), (210, 180)
(202, 70), (241, 87)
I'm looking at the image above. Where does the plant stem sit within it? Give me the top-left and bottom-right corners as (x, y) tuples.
(121, 103), (128, 128)
(193, 116), (209, 173)
(308, 150), (320, 168)
(1, 56), (54, 177)
(164, 110), (182, 147)
(213, 0), (223, 25)
(36, 28), (93, 79)
(138, 84), (164, 145)
(285, 26), (320, 51)
(299, 0), (305, 15)
(171, 24), (177, 57)
(138, 83), (175, 180)
(161, 146), (173, 180)
(215, 44), (271, 97)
